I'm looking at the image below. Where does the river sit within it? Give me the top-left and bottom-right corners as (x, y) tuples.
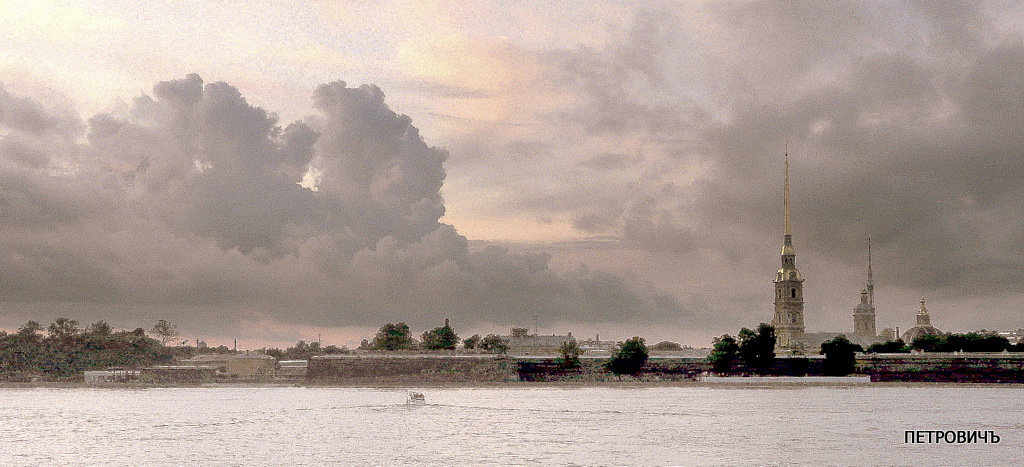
(1, 385), (1019, 465)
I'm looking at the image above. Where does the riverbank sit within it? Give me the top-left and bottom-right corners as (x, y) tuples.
(3, 378), (1022, 389)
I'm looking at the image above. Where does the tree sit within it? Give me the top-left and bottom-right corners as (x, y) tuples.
(606, 336), (648, 375)
(865, 339), (910, 353)
(285, 340), (314, 359)
(910, 334), (943, 352)
(372, 323), (413, 351)
(820, 335), (862, 376)
(18, 321), (43, 338)
(323, 345), (346, 354)
(151, 320), (180, 345)
(945, 332), (1010, 352)
(463, 334), (482, 350)
(87, 321), (113, 337)
(479, 334), (509, 354)
(47, 317), (80, 340)
(558, 339), (583, 369)
(264, 347), (286, 360)
(738, 323), (776, 374)
(708, 334), (740, 374)
(421, 322), (459, 350)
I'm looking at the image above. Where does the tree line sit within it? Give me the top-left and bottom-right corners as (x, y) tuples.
(360, 321), (654, 376)
(707, 323), (1024, 377)
(0, 318), (177, 379)
(358, 321), (512, 353)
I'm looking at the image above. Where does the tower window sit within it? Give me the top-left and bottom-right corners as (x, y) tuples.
(791, 288), (796, 298)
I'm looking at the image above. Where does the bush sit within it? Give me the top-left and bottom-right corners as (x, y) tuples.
(480, 334), (509, 354)
(462, 334), (482, 350)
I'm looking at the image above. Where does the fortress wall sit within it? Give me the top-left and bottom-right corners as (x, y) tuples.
(306, 354), (1024, 383)
(856, 354), (1024, 383)
(517, 358), (713, 381)
(308, 356), (519, 383)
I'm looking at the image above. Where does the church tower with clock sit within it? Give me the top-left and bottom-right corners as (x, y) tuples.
(772, 150), (805, 350)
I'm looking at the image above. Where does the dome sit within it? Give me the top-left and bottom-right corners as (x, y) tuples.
(902, 298), (941, 343)
(902, 325), (943, 343)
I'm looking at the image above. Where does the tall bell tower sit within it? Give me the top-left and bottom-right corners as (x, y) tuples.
(853, 238), (877, 338)
(772, 149), (805, 349)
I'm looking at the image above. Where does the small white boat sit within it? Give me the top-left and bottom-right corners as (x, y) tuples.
(406, 392), (426, 405)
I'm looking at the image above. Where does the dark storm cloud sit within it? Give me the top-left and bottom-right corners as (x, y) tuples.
(0, 75), (689, 336)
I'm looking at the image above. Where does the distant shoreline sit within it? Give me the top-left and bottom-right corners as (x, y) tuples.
(2, 379), (1021, 389)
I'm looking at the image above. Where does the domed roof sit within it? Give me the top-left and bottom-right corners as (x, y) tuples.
(902, 325), (943, 343)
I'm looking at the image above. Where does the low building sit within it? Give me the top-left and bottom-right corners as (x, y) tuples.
(140, 365), (218, 382)
(578, 335), (618, 356)
(997, 328), (1024, 345)
(83, 370), (117, 383)
(183, 351), (276, 378)
(83, 369), (139, 383)
(277, 360), (308, 379)
(505, 328), (574, 355)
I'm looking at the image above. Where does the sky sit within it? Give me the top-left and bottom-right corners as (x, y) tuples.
(1, 1), (1023, 349)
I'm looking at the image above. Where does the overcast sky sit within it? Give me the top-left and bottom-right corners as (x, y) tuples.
(2, 1), (1023, 348)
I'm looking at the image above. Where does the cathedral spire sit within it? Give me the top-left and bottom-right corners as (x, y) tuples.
(773, 145), (804, 350)
(784, 145), (791, 238)
(867, 236), (874, 305)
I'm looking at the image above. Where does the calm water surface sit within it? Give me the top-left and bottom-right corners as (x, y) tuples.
(0, 385), (1020, 466)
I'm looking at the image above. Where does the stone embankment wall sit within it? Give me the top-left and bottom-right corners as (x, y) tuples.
(306, 354), (1024, 383)
(309, 356), (715, 383)
(857, 354), (1024, 383)
(516, 358), (709, 382)
(308, 356), (519, 383)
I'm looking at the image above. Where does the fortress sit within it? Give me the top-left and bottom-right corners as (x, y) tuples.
(770, 151), (936, 353)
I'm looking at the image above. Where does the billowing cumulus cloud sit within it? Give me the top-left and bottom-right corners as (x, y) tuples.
(0, 74), (688, 342)
(4, 1), (1024, 345)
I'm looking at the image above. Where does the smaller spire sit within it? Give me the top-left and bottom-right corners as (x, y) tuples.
(867, 236), (874, 305)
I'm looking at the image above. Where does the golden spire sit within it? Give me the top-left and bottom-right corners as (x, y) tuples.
(784, 145), (791, 237)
